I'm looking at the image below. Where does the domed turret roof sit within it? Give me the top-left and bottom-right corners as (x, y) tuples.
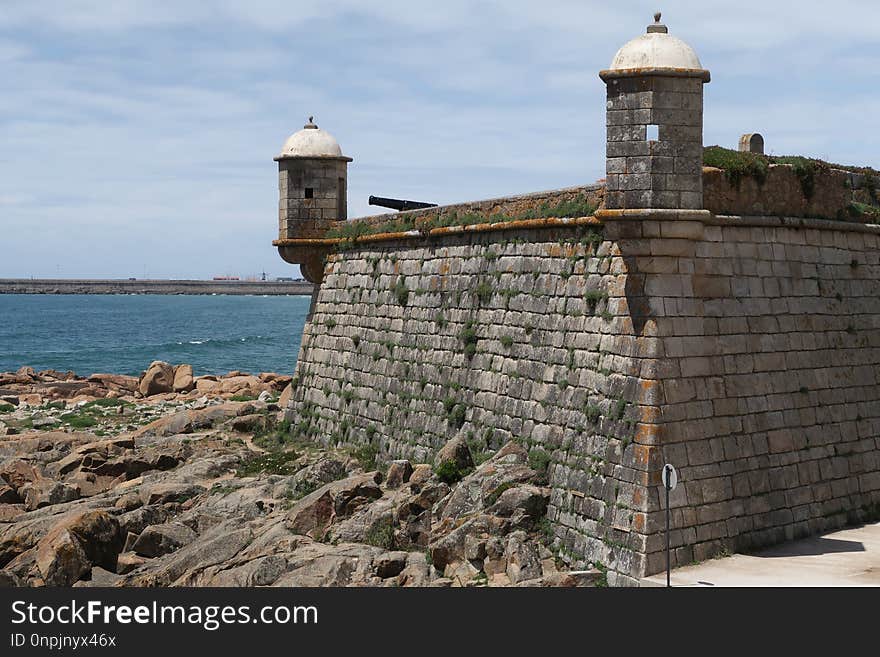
(278, 117), (346, 159)
(608, 13), (703, 72)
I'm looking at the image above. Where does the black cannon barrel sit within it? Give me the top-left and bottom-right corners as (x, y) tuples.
(369, 195), (438, 212)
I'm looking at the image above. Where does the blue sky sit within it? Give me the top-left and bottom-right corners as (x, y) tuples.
(1, 1), (878, 279)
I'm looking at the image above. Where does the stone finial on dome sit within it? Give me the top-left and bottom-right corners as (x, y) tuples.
(647, 12), (667, 34)
(304, 116), (317, 129)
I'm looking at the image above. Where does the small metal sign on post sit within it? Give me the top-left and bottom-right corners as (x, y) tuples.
(661, 463), (678, 588)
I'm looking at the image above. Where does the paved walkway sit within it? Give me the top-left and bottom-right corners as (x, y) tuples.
(641, 521), (880, 587)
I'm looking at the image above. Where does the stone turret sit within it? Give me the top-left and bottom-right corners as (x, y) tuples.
(599, 13), (710, 210)
(275, 117), (352, 282)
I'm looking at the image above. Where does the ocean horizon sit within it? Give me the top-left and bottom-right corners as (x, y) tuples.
(0, 294), (310, 377)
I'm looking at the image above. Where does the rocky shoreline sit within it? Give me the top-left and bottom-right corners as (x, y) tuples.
(0, 364), (600, 587)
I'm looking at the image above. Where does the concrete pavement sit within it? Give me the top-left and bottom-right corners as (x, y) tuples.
(641, 521), (880, 587)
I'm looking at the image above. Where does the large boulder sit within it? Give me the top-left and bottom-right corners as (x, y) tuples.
(440, 441), (535, 521)
(433, 435), (474, 477)
(132, 522), (197, 558)
(21, 480), (81, 511)
(34, 511), (124, 586)
(286, 490), (334, 540)
(141, 483), (205, 506)
(67, 510), (125, 571)
(285, 472), (382, 540)
(0, 460), (42, 493)
(138, 361), (174, 397)
(278, 383), (293, 408)
(87, 373), (138, 393)
(35, 526), (91, 586)
(504, 531), (543, 584)
(488, 484), (549, 520)
(172, 364), (194, 393)
(384, 460), (413, 489)
(374, 551), (408, 579)
(288, 458), (346, 498)
(219, 375), (262, 395)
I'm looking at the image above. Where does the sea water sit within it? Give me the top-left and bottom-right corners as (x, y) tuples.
(0, 294), (310, 376)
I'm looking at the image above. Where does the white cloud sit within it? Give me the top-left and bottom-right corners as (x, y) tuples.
(0, 1), (877, 278)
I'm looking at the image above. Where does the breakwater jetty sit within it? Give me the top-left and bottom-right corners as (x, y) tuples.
(0, 278), (314, 295)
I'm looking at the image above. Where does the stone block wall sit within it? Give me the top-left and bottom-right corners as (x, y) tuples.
(279, 158), (348, 239)
(604, 75), (704, 210)
(703, 164), (878, 220)
(286, 223), (663, 585)
(284, 210), (880, 585)
(624, 215), (880, 573)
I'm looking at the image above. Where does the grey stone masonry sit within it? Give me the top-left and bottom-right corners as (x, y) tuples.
(603, 75), (706, 211)
(284, 212), (880, 585)
(278, 158), (349, 239)
(286, 224), (660, 586)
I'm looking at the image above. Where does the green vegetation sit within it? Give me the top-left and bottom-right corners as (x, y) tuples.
(351, 443), (379, 471)
(326, 220), (372, 241)
(448, 404), (467, 429)
(772, 156), (819, 198)
(847, 202), (880, 223)
(474, 280), (493, 305)
(393, 277), (409, 306)
(460, 320), (478, 359)
(528, 448), (551, 485)
(365, 517), (395, 549)
(703, 145), (769, 188)
(485, 482), (515, 506)
(326, 194), (599, 246)
(517, 194), (599, 220)
(593, 562), (609, 588)
(229, 393), (258, 402)
(433, 460), (472, 484)
(60, 412), (97, 429)
(613, 398), (627, 421)
(252, 419), (297, 451)
(87, 397), (124, 407)
(500, 335), (514, 349)
(236, 450), (300, 477)
(0, 403), (14, 413)
(584, 289), (609, 311)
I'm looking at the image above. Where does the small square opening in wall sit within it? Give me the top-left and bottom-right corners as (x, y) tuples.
(646, 124), (659, 141)
(304, 187), (314, 199)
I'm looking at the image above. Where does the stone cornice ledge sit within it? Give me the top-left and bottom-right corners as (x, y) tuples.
(711, 214), (880, 234)
(595, 208), (713, 221)
(272, 215), (603, 247)
(599, 67), (710, 82)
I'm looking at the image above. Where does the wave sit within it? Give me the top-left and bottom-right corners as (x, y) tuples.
(173, 335), (266, 347)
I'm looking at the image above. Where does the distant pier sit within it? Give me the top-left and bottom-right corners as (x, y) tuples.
(0, 278), (314, 296)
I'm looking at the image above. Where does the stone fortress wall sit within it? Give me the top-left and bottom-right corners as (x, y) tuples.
(274, 15), (880, 585)
(283, 172), (880, 584)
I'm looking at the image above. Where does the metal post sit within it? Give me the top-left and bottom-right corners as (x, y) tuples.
(666, 474), (671, 587)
